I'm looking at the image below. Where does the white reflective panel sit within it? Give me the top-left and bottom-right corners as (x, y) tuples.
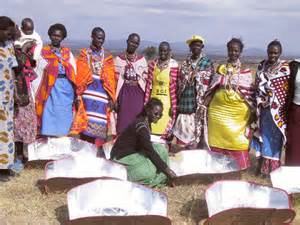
(45, 156), (127, 181)
(169, 150), (239, 176)
(271, 166), (300, 194)
(205, 181), (290, 217)
(67, 179), (168, 220)
(28, 137), (98, 161)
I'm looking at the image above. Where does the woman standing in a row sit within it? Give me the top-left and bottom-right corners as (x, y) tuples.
(207, 38), (255, 170)
(251, 40), (290, 175)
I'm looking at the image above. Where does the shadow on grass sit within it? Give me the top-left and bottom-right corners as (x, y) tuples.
(55, 205), (69, 225)
(180, 198), (208, 224)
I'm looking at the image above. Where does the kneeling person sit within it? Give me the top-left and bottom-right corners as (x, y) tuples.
(110, 98), (176, 187)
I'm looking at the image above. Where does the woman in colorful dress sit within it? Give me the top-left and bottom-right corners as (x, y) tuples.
(286, 60), (300, 166)
(207, 38), (255, 170)
(251, 40), (290, 175)
(75, 27), (116, 146)
(35, 23), (77, 137)
(111, 98), (176, 187)
(13, 23), (38, 169)
(115, 33), (148, 134)
(144, 42), (179, 140)
(173, 35), (214, 149)
(0, 16), (18, 173)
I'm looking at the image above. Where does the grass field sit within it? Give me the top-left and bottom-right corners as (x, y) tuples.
(0, 150), (299, 225)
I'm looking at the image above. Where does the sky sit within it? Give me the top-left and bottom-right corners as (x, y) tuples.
(1, 0), (300, 54)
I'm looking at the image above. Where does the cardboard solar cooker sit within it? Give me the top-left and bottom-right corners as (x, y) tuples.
(169, 150), (241, 185)
(28, 137), (98, 161)
(271, 166), (300, 197)
(43, 156), (127, 192)
(66, 179), (171, 225)
(204, 180), (295, 225)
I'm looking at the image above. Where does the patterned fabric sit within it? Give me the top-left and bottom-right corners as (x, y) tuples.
(177, 84), (196, 114)
(115, 54), (148, 134)
(35, 45), (76, 134)
(0, 44), (18, 169)
(173, 113), (195, 144)
(115, 53), (148, 97)
(261, 158), (281, 175)
(252, 60), (290, 142)
(144, 58), (179, 139)
(14, 94), (37, 143)
(150, 66), (171, 135)
(208, 61), (255, 151)
(251, 107), (283, 160)
(210, 147), (250, 170)
(174, 54), (214, 145)
(115, 143), (169, 187)
(76, 47), (116, 140)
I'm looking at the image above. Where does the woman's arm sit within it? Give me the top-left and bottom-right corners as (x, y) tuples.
(136, 123), (176, 179)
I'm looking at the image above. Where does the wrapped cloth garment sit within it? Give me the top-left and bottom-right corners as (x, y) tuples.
(35, 45), (77, 136)
(208, 89), (251, 151)
(0, 44), (18, 169)
(114, 53), (148, 134)
(144, 58), (179, 139)
(115, 143), (169, 187)
(251, 60), (290, 174)
(150, 66), (171, 135)
(174, 54), (214, 146)
(207, 62), (255, 170)
(75, 47), (116, 141)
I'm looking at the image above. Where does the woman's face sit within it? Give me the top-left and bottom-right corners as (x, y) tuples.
(91, 30), (105, 49)
(228, 42), (242, 62)
(189, 41), (203, 58)
(147, 105), (163, 123)
(159, 44), (170, 61)
(126, 35), (140, 54)
(267, 45), (281, 65)
(0, 28), (10, 42)
(49, 29), (64, 47)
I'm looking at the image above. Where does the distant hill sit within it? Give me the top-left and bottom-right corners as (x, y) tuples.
(63, 39), (295, 59)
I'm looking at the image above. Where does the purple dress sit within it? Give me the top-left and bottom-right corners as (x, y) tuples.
(115, 55), (148, 134)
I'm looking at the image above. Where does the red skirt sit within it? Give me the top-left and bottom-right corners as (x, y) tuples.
(286, 103), (300, 166)
(210, 147), (251, 170)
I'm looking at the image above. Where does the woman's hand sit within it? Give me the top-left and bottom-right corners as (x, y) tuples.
(165, 167), (177, 179)
(165, 167), (177, 187)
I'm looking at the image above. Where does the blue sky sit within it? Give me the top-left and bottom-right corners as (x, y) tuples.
(2, 0), (300, 54)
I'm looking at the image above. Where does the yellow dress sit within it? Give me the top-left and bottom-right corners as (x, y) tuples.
(150, 66), (171, 135)
(208, 65), (251, 150)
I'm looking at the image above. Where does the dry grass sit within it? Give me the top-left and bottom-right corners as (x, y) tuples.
(0, 153), (299, 225)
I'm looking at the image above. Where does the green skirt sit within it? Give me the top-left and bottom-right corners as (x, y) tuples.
(115, 143), (169, 187)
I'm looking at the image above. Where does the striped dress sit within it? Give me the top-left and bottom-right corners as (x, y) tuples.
(81, 50), (109, 140)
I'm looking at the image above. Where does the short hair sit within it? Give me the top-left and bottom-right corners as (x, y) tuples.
(159, 41), (170, 49)
(139, 98), (163, 117)
(227, 38), (244, 51)
(127, 33), (140, 41)
(267, 39), (282, 53)
(0, 16), (15, 30)
(91, 27), (105, 36)
(21, 18), (34, 27)
(48, 23), (67, 39)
